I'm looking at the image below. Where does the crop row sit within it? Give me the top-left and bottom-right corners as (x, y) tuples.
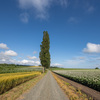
(0, 71), (41, 94)
(0, 67), (43, 74)
(54, 70), (100, 91)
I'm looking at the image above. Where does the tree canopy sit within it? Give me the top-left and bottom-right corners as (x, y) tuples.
(39, 31), (50, 68)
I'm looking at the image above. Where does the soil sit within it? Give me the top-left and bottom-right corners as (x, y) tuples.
(54, 72), (100, 100)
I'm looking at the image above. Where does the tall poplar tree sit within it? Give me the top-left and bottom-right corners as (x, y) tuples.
(39, 31), (50, 68)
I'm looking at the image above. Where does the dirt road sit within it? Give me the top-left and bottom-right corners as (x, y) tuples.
(18, 71), (69, 100)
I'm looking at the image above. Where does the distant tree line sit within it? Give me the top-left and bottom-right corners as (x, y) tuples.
(0, 64), (30, 68)
(95, 67), (99, 69)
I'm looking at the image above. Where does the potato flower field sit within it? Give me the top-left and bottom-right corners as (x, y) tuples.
(0, 71), (41, 94)
(53, 70), (100, 91)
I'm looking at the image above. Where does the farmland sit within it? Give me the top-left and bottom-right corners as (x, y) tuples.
(0, 64), (43, 73)
(53, 69), (100, 91)
(0, 64), (44, 95)
(0, 71), (41, 94)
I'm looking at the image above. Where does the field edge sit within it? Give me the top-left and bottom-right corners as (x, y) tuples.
(52, 72), (100, 100)
(0, 72), (46, 100)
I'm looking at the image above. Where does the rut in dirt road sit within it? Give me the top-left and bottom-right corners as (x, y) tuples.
(18, 71), (69, 100)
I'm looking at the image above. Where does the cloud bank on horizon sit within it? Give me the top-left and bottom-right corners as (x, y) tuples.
(64, 43), (100, 68)
(0, 43), (9, 49)
(0, 42), (100, 68)
(0, 43), (40, 66)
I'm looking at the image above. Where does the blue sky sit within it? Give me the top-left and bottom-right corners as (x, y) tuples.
(0, 0), (100, 68)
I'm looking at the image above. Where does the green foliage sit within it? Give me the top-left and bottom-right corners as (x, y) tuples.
(95, 67), (99, 69)
(0, 64), (43, 74)
(39, 31), (50, 68)
(51, 67), (90, 70)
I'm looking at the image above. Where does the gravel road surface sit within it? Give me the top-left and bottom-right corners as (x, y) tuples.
(18, 71), (69, 100)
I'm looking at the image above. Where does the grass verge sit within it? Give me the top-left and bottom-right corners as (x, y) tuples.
(0, 73), (46, 100)
(52, 72), (93, 100)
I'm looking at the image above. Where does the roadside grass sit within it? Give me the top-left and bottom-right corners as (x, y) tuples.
(0, 72), (46, 100)
(52, 72), (93, 100)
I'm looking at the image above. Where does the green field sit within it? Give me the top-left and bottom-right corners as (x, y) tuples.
(53, 68), (100, 92)
(51, 67), (92, 70)
(0, 71), (41, 94)
(0, 64), (43, 73)
(0, 64), (44, 94)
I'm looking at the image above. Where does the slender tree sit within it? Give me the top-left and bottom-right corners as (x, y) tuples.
(39, 31), (50, 68)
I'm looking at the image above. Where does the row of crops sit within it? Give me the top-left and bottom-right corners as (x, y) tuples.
(0, 71), (41, 94)
(0, 64), (43, 73)
(53, 70), (100, 91)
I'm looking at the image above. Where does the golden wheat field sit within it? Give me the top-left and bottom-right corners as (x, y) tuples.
(0, 71), (41, 94)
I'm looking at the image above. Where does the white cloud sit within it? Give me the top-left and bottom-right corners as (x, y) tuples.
(1, 59), (6, 62)
(18, 0), (68, 20)
(68, 17), (78, 23)
(19, 0), (50, 11)
(4, 50), (17, 56)
(21, 59), (29, 63)
(64, 56), (86, 67)
(95, 57), (100, 60)
(21, 59), (34, 64)
(18, 0), (51, 19)
(94, 64), (100, 68)
(36, 13), (48, 19)
(0, 43), (9, 49)
(0, 52), (14, 64)
(20, 13), (29, 23)
(51, 63), (63, 67)
(72, 56), (86, 60)
(87, 6), (95, 13)
(33, 51), (37, 54)
(0, 43), (40, 66)
(66, 59), (84, 65)
(0, 43), (18, 63)
(19, 59), (40, 65)
(83, 43), (100, 53)
(35, 61), (40, 65)
(84, 1), (95, 13)
(27, 56), (37, 60)
(78, 57), (85, 60)
(58, 0), (68, 6)
(0, 53), (40, 65)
